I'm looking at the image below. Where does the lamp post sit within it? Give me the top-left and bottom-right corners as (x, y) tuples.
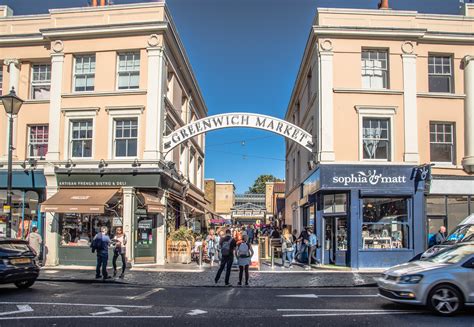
(1, 87), (24, 238)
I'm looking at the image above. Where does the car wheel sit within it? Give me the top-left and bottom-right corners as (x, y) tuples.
(14, 279), (36, 289)
(428, 284), (463, 316)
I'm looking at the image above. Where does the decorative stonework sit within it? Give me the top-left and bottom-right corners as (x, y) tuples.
(3, 58), (20, 68)
(463, 55), (474, 66)
(320, 39), (333, 51)
(52, 40), (64, 53)
(147, 34), (160, 47)
(401, 41), (415, 54)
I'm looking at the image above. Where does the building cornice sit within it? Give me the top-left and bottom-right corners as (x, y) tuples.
(417, 92), (466, 99)
(0, 33), (44, 45)
(48, 2), (165, 14)
(313, 26), (426, 39)
(62, 90), (147, 98)
(333, 88), (403, 95)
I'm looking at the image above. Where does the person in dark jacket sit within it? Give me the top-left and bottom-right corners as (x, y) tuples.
(435, 226), (447, 245)
(92, 226), (111, 280)
(214, 229), (237, 286)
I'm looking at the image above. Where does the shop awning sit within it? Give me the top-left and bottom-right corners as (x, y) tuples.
(40, 188), (119, 214)
(186, 188), (208, 208)
(139, 192), (165, 214)
(169, 194), (205, 215)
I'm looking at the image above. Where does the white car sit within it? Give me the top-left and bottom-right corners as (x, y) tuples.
(377, 242), (474, 316)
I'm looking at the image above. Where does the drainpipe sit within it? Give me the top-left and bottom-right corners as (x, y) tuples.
(462, 56), (474, 173)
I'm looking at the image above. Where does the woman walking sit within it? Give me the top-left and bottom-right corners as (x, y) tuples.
(206, 229), (218, 266)
(282, 228), (295, 268)
(236, 234), (253, 286)
(112, 227), (127, 278)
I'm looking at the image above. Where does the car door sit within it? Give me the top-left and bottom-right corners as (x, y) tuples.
(461, 255), (474, 304)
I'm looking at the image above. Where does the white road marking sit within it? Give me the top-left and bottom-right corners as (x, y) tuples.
(0, 302), (151, 308)
(353, 272), (365, 284)
(277, 294), (319, 298)
(277, 294), (378, 299)
(0, 316), (172, 320)
(91, 307), (123, 316)
(36, 281), (60, 287)
(278, 309), (416, 312)
(186, 309), (208, 316)
(126, 288), (164, 300)
(281, 311), (424, 317)
(0, 305), (34, 316)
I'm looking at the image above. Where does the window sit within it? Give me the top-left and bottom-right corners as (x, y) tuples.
(361, 50), (388, 89)
(362, 118), (391, 160)
(0, 66), (3, 95)
(31, 64), (51, 99)
(428, 55), (453, 93)
(114, 118), (138, 157)
(70, 120), (93, 158)
(362, 197), (409, 249)
(323, 194), (347, 214)
(74, 55), (95, 92)
(28, 125), (48, 158)
(117, 52), (140, 90)
(430, 122), (455, 163)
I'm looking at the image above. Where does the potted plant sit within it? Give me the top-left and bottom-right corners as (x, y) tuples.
(167, 227), (195, 263)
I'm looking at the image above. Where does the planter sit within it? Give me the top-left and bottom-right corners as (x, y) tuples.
(167, 239), (192, 264)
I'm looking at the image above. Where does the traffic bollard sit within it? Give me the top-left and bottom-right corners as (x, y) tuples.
(199, 245), (203, 268)
(271, 246), (275, 269)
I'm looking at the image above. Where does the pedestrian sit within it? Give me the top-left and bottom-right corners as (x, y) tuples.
(91, 226), (111, 280)
(26, 227), (42, 261)
(112, 227), (127, 279)
(216, 229), (225, 263)
(295, 227), (310, 262)
(236, 234), (254, 286)
(247, 225), (255, 244)
(206, 229), (218, 266)
(214, 229), (237, 286)
(435, 226), (447, 245)
(306, 227), (319, 269)
(281, 228), (294, 268)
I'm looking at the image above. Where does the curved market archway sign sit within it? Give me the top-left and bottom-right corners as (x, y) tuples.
(163, 113), (314, 153)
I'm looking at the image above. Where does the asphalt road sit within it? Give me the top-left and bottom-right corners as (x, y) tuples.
(0, 281), (473, 326)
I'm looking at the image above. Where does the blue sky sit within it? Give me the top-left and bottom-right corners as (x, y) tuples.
(1, 0), (462, 193)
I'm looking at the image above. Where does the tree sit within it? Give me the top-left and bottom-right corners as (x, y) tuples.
(248, 174), (282, 194)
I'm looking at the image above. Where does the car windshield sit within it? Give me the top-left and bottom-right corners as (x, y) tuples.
(425, 244), (474, 264)
(0, 243), (31, 252)
(447, 225), (474, 243)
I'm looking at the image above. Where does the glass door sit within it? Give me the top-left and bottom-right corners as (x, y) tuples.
(335, 217), (348, 266)
(324, 217), (335, 264)
(134, 214), (156, 263)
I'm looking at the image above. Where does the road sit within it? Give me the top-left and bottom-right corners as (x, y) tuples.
(0, 281), (472, 326)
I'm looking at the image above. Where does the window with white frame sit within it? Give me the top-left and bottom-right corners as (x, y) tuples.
(428, 55), (453, 93)
(74, 55), (95, 92)
(70, 119), (93, 158)
(117, 52), (140, 90)
(362, 118), (391, 160)
(361, 50), (388, 89)
(430, 122), (455, 163)
(114, 118), (138, 157)
(31, 64), (51, 99)
(28, 125), (48, 158)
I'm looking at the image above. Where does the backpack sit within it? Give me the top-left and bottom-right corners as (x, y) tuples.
(221, 238), (232, 256)
(238, 242), (250, 258)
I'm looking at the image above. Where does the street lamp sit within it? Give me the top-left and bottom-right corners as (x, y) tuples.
(1, 87), (24, 238)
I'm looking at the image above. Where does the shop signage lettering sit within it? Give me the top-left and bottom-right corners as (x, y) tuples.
(56, 174), (161, 188)
(163, 113), (314, 152)
(332, 170), (407, 186)
(59, 181), (128, 187)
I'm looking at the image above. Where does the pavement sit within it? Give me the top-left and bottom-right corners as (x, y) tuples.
(0, 281), (473, 326)
(38, 260), (383, 288)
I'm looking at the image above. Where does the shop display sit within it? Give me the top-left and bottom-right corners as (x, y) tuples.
(59, 214), (112, 247)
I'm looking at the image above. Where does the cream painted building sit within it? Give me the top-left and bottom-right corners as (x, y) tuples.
(0, 1), (207, 266)
(285, 2), (474, 268)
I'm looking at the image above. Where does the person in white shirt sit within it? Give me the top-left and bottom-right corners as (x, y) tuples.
(112, 227), (127, 278)
(26, 227), (42, 260)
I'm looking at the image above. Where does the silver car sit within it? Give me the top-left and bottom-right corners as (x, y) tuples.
(377, 242), (474, 316)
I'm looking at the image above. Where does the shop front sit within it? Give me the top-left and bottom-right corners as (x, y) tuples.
(0, 170), (46, 239)
(301, 164), (426, 269)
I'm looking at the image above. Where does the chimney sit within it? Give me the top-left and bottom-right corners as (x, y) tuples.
(91, 0), (98, 7)
(378, 0), (390, 9)
(100, 0), (106, 6)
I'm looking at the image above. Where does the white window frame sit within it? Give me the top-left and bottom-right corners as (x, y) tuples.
(361, 49), (389, 90)
(356, 107), (396, 162)
(63, 110), (97, 160)
(73, 54), (96, 93)
(106, 108), (142, 160)
(429, 121), (455, 166)
(116, 51), (140, 90)
(27, 125), (49, 159)
(30, 63), (51, 100)
(428, 54), (453, 93)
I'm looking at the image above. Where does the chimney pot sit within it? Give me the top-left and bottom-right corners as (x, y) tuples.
(100, 0), (106, 6)
(378, 0), (390, 9)
(91, 0), (98, 7)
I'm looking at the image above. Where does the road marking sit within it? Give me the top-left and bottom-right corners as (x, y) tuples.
(126, 288), (164, 300)
(277, 294), (319, 298)
(91, 307), (123, 316)
(278, 309), (416, 312)
(281, 311), (424, 317)
(277, 294), (378, 299)
(0, 302), (151, 308)
(186, 309), (208, 316)
(353, 272), (365, 284)
(0, 305), (34, 316)
(0, 316), (172, 320)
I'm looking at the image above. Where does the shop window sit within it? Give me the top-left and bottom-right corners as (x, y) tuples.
(426, 196), (447, 216)
(28, 125), (48, 159)
(361, 49), (388, 89)
(447, 196), (469, 232)
(74, 55), (95, 92)
(70, 119), (93, 158)
(428, 55), (453, 93)
(114, 118), (138, 157)
(59, 214), (113, 247)
(362, 118), (391, 160)
(0, 190), (39, 239)
(362, 197), (409, 249)
(117, 52), (140, 90)
(430, 122), (455, 164)
(31, 64), (51, 99)
(323, 194), (347, 214)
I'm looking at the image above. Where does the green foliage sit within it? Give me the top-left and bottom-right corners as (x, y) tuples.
(169, 226), (195, 243)
(248, 174), (282, 194)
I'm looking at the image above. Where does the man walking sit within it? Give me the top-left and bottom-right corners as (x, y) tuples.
(91, 226), (111, 280)
(26, 227), (42, 262)
(306, 227), (319, 269)
(214, 229), (236, 286)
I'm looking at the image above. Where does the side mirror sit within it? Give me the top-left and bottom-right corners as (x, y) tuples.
(461, 257), (474, 269)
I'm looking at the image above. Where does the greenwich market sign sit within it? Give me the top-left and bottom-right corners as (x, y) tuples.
(163, 113), (314, 152)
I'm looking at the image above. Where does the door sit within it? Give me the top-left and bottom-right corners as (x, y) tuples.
(324, 217), (335, 264)
(134, 214), (156, 264)
(324, 216), (348, 266)
(427, 216), (447, 247)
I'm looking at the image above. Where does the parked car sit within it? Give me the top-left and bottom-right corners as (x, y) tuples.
(0, 238), (40, 289)
(377, 242), (474, 316)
